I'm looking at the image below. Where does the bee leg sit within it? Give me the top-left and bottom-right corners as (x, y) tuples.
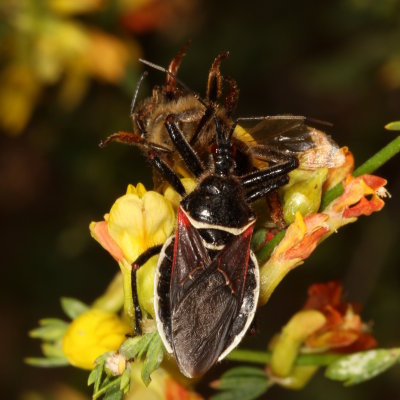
(189, 106), (213, 146)
(131, 245), (163, 335)
(165, 41), (191, 95)
(207, 51), (229, 102)
(165, 114), (205, 178)
(99, 131), (146, 148)
(148, 151), (186, 196)
(224, 76), (239, 116)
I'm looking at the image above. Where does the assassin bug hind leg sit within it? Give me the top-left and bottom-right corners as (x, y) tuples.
(131, 244), (163, 335)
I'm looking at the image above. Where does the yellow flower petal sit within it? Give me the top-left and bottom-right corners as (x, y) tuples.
(107, 186), (175, 263)
(62, 309), (130, 370)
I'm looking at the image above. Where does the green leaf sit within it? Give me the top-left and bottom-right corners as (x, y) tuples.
(120, 332), (153, 359)
(325, 348), (400, 386)
(103, 381), (124, 400)
(29, 324), (67, 341)
(88, 362), (104, 389)
(385, 121), (400, 131)
(141, 333), (164, 386)
(119, 332), (164, 386)
(38, 318), (69, 327)
(60, 297), (89, 319)
(211, 366), (272, 400)
(120, 368), (131, 394)
(24, 357), (69, 367)
(41, 342), (66, 359)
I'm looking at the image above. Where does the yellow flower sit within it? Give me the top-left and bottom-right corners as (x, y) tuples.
(62, 308), (130, 370)
(90, 183), (176, 329)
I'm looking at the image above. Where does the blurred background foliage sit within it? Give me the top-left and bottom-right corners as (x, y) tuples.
(1, 0), (400, 399)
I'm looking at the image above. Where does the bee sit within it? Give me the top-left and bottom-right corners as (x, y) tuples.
(102, 44), (344, 220)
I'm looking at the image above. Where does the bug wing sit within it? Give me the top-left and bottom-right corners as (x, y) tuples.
(169, 209), (211, 307)
(170, 225), (254, 378)
(241, 116), (314, 153)
(238, 116), (344, 169)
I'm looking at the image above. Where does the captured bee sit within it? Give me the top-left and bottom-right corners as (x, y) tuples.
(101, 44), (344, 222)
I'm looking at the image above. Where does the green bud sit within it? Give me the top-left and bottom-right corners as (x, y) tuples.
(282, 168), (328, 225)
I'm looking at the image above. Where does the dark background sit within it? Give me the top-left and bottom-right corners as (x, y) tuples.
(1, 0), (400, 399)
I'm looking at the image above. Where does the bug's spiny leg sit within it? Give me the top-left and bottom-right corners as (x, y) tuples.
(165, 41), (191, 95)
(207, 51), (229, 102)
(240, 156), (299, 189)
(165, 114), (205, 178)
(246, 175), (290, 203)
(224, 76), (239, 116)
(131, 245), (163, 335)
(189, 106), (213, 146)
(99, 131), (145, 148)
(99, 131), (171, 153)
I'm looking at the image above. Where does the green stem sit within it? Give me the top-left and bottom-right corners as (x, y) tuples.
(320, 135), (400, 209)
(227, 349), (342, 366)
(92, 376), (122, 399)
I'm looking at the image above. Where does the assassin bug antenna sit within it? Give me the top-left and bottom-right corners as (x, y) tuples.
(130, 71), (148, 116)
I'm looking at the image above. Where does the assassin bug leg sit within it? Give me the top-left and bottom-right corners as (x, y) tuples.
(164, 114), (205, 178)
(245, 175), (290, 203)
(240, 156), (299, 189)
(131, 244), (163, 335)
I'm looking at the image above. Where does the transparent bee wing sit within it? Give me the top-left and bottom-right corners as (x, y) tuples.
(236, 116), (344, 169)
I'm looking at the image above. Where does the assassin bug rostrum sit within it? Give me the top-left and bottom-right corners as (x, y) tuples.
(101, 47), (343, 377)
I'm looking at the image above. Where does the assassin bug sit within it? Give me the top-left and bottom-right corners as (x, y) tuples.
(101, 47), (343, 377)
(153, 115), (298, 378)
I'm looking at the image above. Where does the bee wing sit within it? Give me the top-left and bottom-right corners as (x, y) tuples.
(237, 116), (344, 169)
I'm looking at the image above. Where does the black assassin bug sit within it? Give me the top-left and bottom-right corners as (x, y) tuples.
(101, 47), (343, 378)
(153, 115), (298, 378)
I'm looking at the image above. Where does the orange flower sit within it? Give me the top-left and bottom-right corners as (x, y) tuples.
(303, 281), (377, 352)
(258, 173), (388, 305)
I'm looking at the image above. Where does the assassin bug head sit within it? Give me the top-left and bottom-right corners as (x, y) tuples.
(213, 115), (236, 176)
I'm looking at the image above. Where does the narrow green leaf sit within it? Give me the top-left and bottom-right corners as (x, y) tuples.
(385, 121), (400, 131)
(326, 348), (400, 386)
(24, 357), (69, 367)
(88, 363), (103, 387)
(211, 366), (271, 400)
(120, 333), (153, 360)
(29, 324), (67, 341)
(41, 342), (66, 359)
(60, 297), (89, 319)
(103, 382), (124, 400)
(141, 333), (164, 386)
(120, 368), (131, 394)
(38, 318), (69, 327)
